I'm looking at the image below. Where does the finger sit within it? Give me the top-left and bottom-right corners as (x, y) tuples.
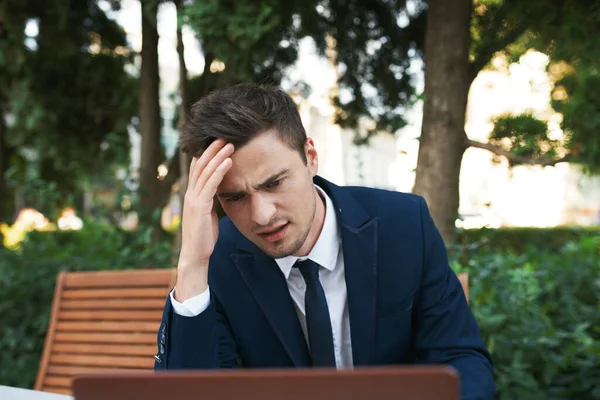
(196, 143), (234, 193)
(188, 156), (197, 182)
(190, 139), (227, 189)
(202, 158), (233, 200)
(189, 139), (224, 188)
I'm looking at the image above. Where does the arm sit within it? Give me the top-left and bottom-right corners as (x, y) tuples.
(413, 197), (495, 400)
(153, 139), (238, 370)
(154, 289), (241, 369)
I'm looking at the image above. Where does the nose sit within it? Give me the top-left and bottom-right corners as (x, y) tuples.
(250, 194), (277, 227)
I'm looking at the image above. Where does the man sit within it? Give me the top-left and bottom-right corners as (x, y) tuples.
(154, 83), (495, 399)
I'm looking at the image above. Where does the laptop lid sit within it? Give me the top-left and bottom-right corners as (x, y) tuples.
(72, 366), (459, 400)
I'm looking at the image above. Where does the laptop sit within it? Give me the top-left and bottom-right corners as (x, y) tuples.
(72, 366), (460, 400)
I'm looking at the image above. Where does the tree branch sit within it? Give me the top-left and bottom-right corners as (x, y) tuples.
(469, 24), (528, 81)
(466, 138), (571, 167)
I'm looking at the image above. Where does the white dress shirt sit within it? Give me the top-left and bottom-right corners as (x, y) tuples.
(170, 185), (354, 368)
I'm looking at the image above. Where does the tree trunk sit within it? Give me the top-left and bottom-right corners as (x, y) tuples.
(138, 0), (164, 226)
(173, 0), (190, 260)
(413, 0), (472, 244)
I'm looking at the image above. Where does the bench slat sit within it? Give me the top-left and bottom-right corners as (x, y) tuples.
(52, 343), (157, 356)
(44, 376), (71, 388)
(50, 354), (154, 368)
(62, 287), (169, 299)
(62, 270), (175, 288)
(61, 299), (165, 309)
(54, 332), (156, 344)
(36, 268), (177, 397)
(58, 310), (163, 321)
(47, 365), (148, 376)
(458, 272), (469, 302)
(56, 321), (160, 333)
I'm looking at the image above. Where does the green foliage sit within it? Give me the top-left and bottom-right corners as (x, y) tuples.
(11, 178), (72, 219)
(470, 0), (533, 68)
(187, 2), (282, 56)
(469, 0), (600, 172)
(488, 113), (563, 166)
(471, 0), (600, 74)
(0, 220), (174, 388)
(451, 235), (600, 399)
(183, 0), (598, 165)
(456, 226), (600, 254)
(511, 0), (600, 68)
(1, 0), (137, 203)
(184, 0), (304, 86)
(551, 69), (600, 174)
(1, 224), (599, 397)
(322, 0), (425, 135)
(183, 0), (425, 138)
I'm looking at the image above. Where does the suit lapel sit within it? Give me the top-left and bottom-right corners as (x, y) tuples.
(314, 176), (379, 366)
(232, 249), (311, 367)
(230, 176), (378, 368)
(341, 218), (378, 366)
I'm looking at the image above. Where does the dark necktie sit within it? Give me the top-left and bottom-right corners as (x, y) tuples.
(294, 259), (336, 367)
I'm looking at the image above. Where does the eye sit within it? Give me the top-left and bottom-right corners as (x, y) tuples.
(224, 194), (244, 202)
(267, 179), (283, 188)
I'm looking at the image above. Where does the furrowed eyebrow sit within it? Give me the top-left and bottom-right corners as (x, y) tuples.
(217, 169), (289, 198)
(256, 169), (289, 189)
(217, 190), (246, 199)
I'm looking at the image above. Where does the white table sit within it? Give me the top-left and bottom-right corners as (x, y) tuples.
(0, 386), (73, 400)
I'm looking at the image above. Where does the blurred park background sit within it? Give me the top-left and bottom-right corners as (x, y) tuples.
(0, 0), (599, 399)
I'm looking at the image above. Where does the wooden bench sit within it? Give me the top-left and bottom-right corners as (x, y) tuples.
(458, 272), (469, 303)
(34, 268), (469, 396)
(34, 268), (177, 396)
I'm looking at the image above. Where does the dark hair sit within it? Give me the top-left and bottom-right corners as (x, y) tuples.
(180, 83), (307, 163)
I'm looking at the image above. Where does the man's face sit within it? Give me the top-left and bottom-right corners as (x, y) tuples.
(216, 130), (319, 258)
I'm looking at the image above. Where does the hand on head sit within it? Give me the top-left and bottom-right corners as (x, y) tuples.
(174, 139), (233, 302)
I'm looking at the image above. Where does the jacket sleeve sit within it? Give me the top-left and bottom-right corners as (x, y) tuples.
(413, 197), (495, 400)
(154, 291), (241, 370)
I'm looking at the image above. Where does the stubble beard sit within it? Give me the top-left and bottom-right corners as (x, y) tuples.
(262, 192), (317, 259)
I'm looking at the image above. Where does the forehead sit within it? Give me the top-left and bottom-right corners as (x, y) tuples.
(219, 132), (300, 189)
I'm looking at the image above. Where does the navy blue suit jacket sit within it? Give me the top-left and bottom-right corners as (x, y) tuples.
(155, 176), (495, 399)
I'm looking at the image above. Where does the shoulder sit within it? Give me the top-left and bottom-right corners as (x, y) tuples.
(213, 216), (244, 254)
(343, 185), (426, 217)
(336, 185), (434, 240)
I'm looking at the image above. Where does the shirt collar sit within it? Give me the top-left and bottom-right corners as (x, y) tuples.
(275, 184), (340, 279)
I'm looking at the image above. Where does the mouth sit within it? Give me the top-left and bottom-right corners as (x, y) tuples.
(257, 223), (289, 243)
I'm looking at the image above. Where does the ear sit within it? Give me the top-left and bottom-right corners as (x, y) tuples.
(305, 137), (318, 177)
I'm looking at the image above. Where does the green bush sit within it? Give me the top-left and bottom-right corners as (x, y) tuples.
(1, 223), (599, 399)
(0, 220), (174, 388)
(451, 235), (600, 399)
(456, 226), (600, 253)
